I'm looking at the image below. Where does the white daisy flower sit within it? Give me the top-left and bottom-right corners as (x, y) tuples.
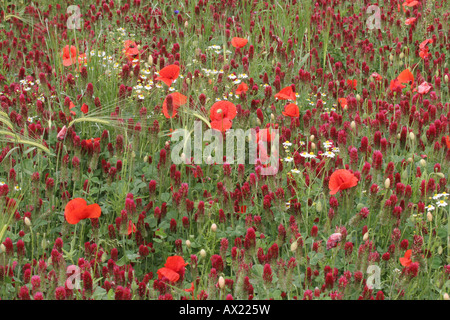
(426, 204), (435, 211)
(437, 200), (448, 207)
(284, 156), (294, 162)
(323, 151), (336, 158)
(331, 147), (340, 153)
(233, 79), (241, 84)
(291, 169), (300, 174)
(14, 186), (21, 191)
(283, 141), (292, 148)
(138, 94), (145, 100)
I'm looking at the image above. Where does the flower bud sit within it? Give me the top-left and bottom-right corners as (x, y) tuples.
(24, 217), (32, 227)
(445, 75), (449, 83)
(444, 293), (449, 300)
(384, 178), (390, 189)
(185, 240), (191, 248)
(211, 223), (217, 232)
(409, 132), (415, 141)
(351, 121), (356, 130)
(363, 232), (369, 241)
(419, 159), (427, 167)
(427, 212), (433, 222)
(356, 94), (361, 102)
(399, 52), (404, 59)
(218, 276), (225, 289)
(290, 240), (298, 252)
(311, 142), (316, 150)
(310, 135), (315, 142)
(438, 246), (443, 254)
(0, 243), (5, 253)
(184, 21), (189, 28)
(200, 249), (206, 258)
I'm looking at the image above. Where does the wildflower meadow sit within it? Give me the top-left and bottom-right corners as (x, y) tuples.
(0, 0), (449, 305)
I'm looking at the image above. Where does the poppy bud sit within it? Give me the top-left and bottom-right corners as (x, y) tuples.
(200, 249), (206, 258)
(363, 232), (369, 241)
(218, 276), (225, 289)
(444, 293), (449, 300)
(445, 75), (449, 83)
(185, 240), (191, 248)
(211, 223), (217, 232)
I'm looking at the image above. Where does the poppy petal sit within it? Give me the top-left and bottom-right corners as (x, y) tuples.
(157, 267), (180, 282)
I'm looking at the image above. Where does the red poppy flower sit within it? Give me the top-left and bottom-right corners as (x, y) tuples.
(157, 255), (188, 283)
(123, 40), (139, 62)
(417, 81), (432, 95)
(282, 103), (299, 117)
(405, 17), (416, 25)
(64, 198), (101, 225)
(346, 79), (357, 90)
(338, 98), (348, 108)
(62, 45), (78, 66)
(390, 78), (406, 92)
(231, 37), (248, 48)
(442, 136), (450, 150)
(371, 72), (383, 81)
(397, 69), (415, 88)
(235, 82), (248, 95)
(275, 86), (296, 100)
(210, 101), (237, 121)
(400, 249), (412, 267)
(81, 103), (89, 114)
(83, 137), (101, 147)
(162, 92), (187, 118)
(328, 169), (359, 195)
(402, 0), (419, 8)
(156, 64), (180, 86)
(238, 205), (247, 214)
(62, 45), (86, 68)
(69, 101), (76, 116)
(127, 220), (136, 235)
(419, 39), (433, 49)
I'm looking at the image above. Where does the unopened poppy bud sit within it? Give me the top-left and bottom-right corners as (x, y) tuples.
(409, 132), (415, 141)
(24, 217), (32, 227)
(363, 232), (369, 241)
(270, 113), (275, 120)
(419, 159), (427, 167)
(184, 21), (189, 28)
(351, 121), (356, 130)
(399, 52), (404, 59)
(0, 243), (5, 253)
(311, 142), (316, 150)
(427, 212), (433, 222)
(438, 246), (443, 254)
(356, 94), (361, 102)
(344, 105), (348, 111)
(148, 55), (153, 65)
(290, 240), (298, 252)
(444, 293), (449, 300)
(389, 54), (394, 61)
(218, 276), (225, 289)
(185, 240), (191, 248)
(200, 249), (206, 258)
(445, 75), (449, 83)
(211, 223), (217, 232)
(407, 157), (413, 163)
(384, 178), (390, 189)
(101, 252), (108, 263)
(310, 135), (315, 142)
(143, 155), (148, 163)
